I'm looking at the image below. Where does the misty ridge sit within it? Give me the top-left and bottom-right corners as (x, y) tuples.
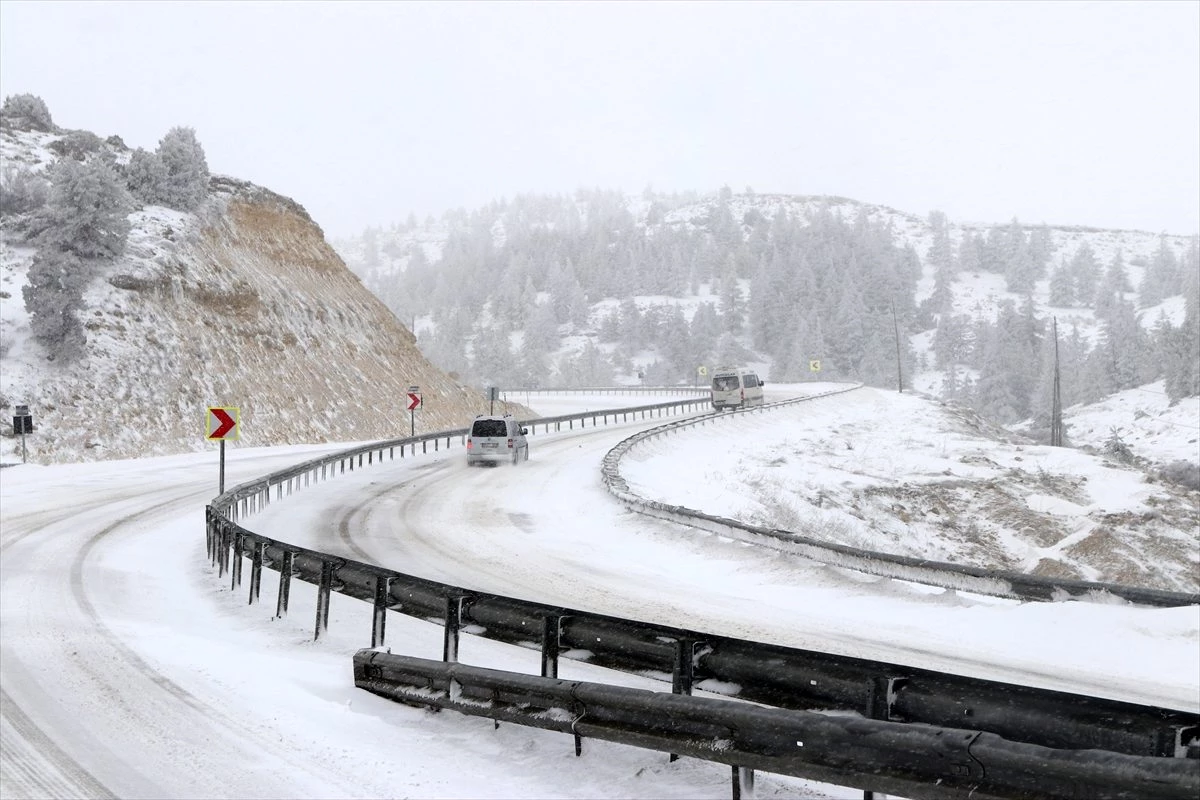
(1, 90), (1197, 474)
(332, 187), (1199, 433)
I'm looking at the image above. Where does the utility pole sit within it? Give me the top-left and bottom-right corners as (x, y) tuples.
(891, 301), (903, 393)
(1051, 316), (1063, 446)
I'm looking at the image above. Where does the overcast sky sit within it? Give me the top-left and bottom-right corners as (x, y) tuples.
(2, 0), (1197, 239)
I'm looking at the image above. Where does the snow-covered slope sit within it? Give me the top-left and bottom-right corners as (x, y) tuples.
(1, 127), (519, 464)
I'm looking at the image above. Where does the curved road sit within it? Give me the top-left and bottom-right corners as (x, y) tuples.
(2, 390), (1195, 798)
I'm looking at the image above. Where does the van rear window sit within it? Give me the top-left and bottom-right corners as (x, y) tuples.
(471, 419), (508, 437)
(713, 376), (739, 391)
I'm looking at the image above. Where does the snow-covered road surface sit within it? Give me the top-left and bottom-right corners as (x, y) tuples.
(1, 385), (1195, 799)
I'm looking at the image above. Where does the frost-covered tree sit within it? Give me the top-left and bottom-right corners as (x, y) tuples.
(555, 341), (614, 387)
(48, 130), (105, 162)
(1047, 258), (1075, 307)
(547, 261), (588, 327)
(1029, 318), (1087, 435)
(926, 211), (955, 274)
(1094, 250), (1132, 320)
(35, 155), (131, 259)
(689, 302), (722, 348)
(1140, 236), (1180, 308)
(155, 126), (209, 210)
(957, 231), (983, 275)
(1, 93), (54, 132)
(932, 312), (973, 371)
(523, 301), (561, 356)
(21, 155), (131, 361)
(469, 321), (515, 387)
(970, 300), (1041, 423)
(124, 147), (168, 206)
(21, 249), (89, 360)
(825, 282), (869, 379)
(713, 331), (751, 369)
(1091, 296), (1152, 394)
(0, 165), (50, 220)
(717, 266), (745, 334)
(1002, 221), (1040, 294)
(1068, 243), (1099, 307)
(857, 322), (899, 389)
(656, 305), (693, 378)
(1160, 254), (1199, 402)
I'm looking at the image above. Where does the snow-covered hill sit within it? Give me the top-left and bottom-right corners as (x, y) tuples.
(331, 190), (1198, 471)
(1, 125), (516, 464)
(333, 192), (1194, 383)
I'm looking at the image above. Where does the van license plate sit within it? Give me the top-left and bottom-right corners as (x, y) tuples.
(483, 443), (497, 448)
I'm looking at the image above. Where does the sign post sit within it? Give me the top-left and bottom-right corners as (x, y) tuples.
(12, 404), (32, 464)
(206, 407), (240, 494)
(696, 365), (708, 391)
(406, 387), (421, 437)
(487, 386), (498, 415)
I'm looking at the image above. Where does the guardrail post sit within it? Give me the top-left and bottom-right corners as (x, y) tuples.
(315, 560), (334, 641)
(670, 638), (698, 762)
(205, 506), (215, 562)
(248, 541), (265, 604)
(732, 766), (755, 800)
(443, 594), (468, 663)
(274, 550), (296, 618)
(217, 520), (229, 576)
(541, 614), (566, 678)
(863, 676), (904, 800)
(672, 639), (695, 696)
(372, 576), (394, 647)
(231, 533), (245, 590)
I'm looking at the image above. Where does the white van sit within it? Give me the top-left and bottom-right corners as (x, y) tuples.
(710, 367), (764, 410)
(466, 414), (529, 466)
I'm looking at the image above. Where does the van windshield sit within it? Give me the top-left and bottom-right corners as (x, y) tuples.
(471, 419), (508, 437)
(713, 376), (739, 392)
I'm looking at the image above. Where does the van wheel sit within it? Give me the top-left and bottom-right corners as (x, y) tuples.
(511, 451), (519, 465)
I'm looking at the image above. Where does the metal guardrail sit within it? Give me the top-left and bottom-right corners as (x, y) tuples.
(213, 395), (710, 517)
(352, 650), (1200, 800)
(205, 509), (1199, 763)
(204, 387), (1200, 798)
(503, 385), (710, 397)
(599, 387), (1200, 608)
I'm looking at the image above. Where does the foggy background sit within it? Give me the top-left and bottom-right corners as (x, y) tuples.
(2, 0), (1197, 239)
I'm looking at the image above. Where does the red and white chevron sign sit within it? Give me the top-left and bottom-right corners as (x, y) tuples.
(206, 407), (240, 440)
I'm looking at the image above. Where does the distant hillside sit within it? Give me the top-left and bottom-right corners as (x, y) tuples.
(331, 188), (1198, 444)
(1, 120), (513, 464)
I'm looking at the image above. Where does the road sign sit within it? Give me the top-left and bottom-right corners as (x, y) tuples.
(406, 393), (421, 411)
(809, 360), (822, 372)
(697, 365), (708, 376)
(12, 404), (32, 435)
(207, 407), (240, 440)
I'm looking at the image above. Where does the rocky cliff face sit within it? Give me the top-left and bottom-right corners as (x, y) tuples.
(1, 163), (515, 463)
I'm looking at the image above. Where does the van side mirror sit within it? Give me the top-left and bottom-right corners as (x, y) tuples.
(520, 428), (528, 435)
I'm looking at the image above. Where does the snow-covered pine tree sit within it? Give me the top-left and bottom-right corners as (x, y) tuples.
(155, 126), (209, 211)
(124, 148), (168, 206)
(0, 93), (54, 132)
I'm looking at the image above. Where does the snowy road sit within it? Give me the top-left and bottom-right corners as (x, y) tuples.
(1, 386), (1196, 799)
